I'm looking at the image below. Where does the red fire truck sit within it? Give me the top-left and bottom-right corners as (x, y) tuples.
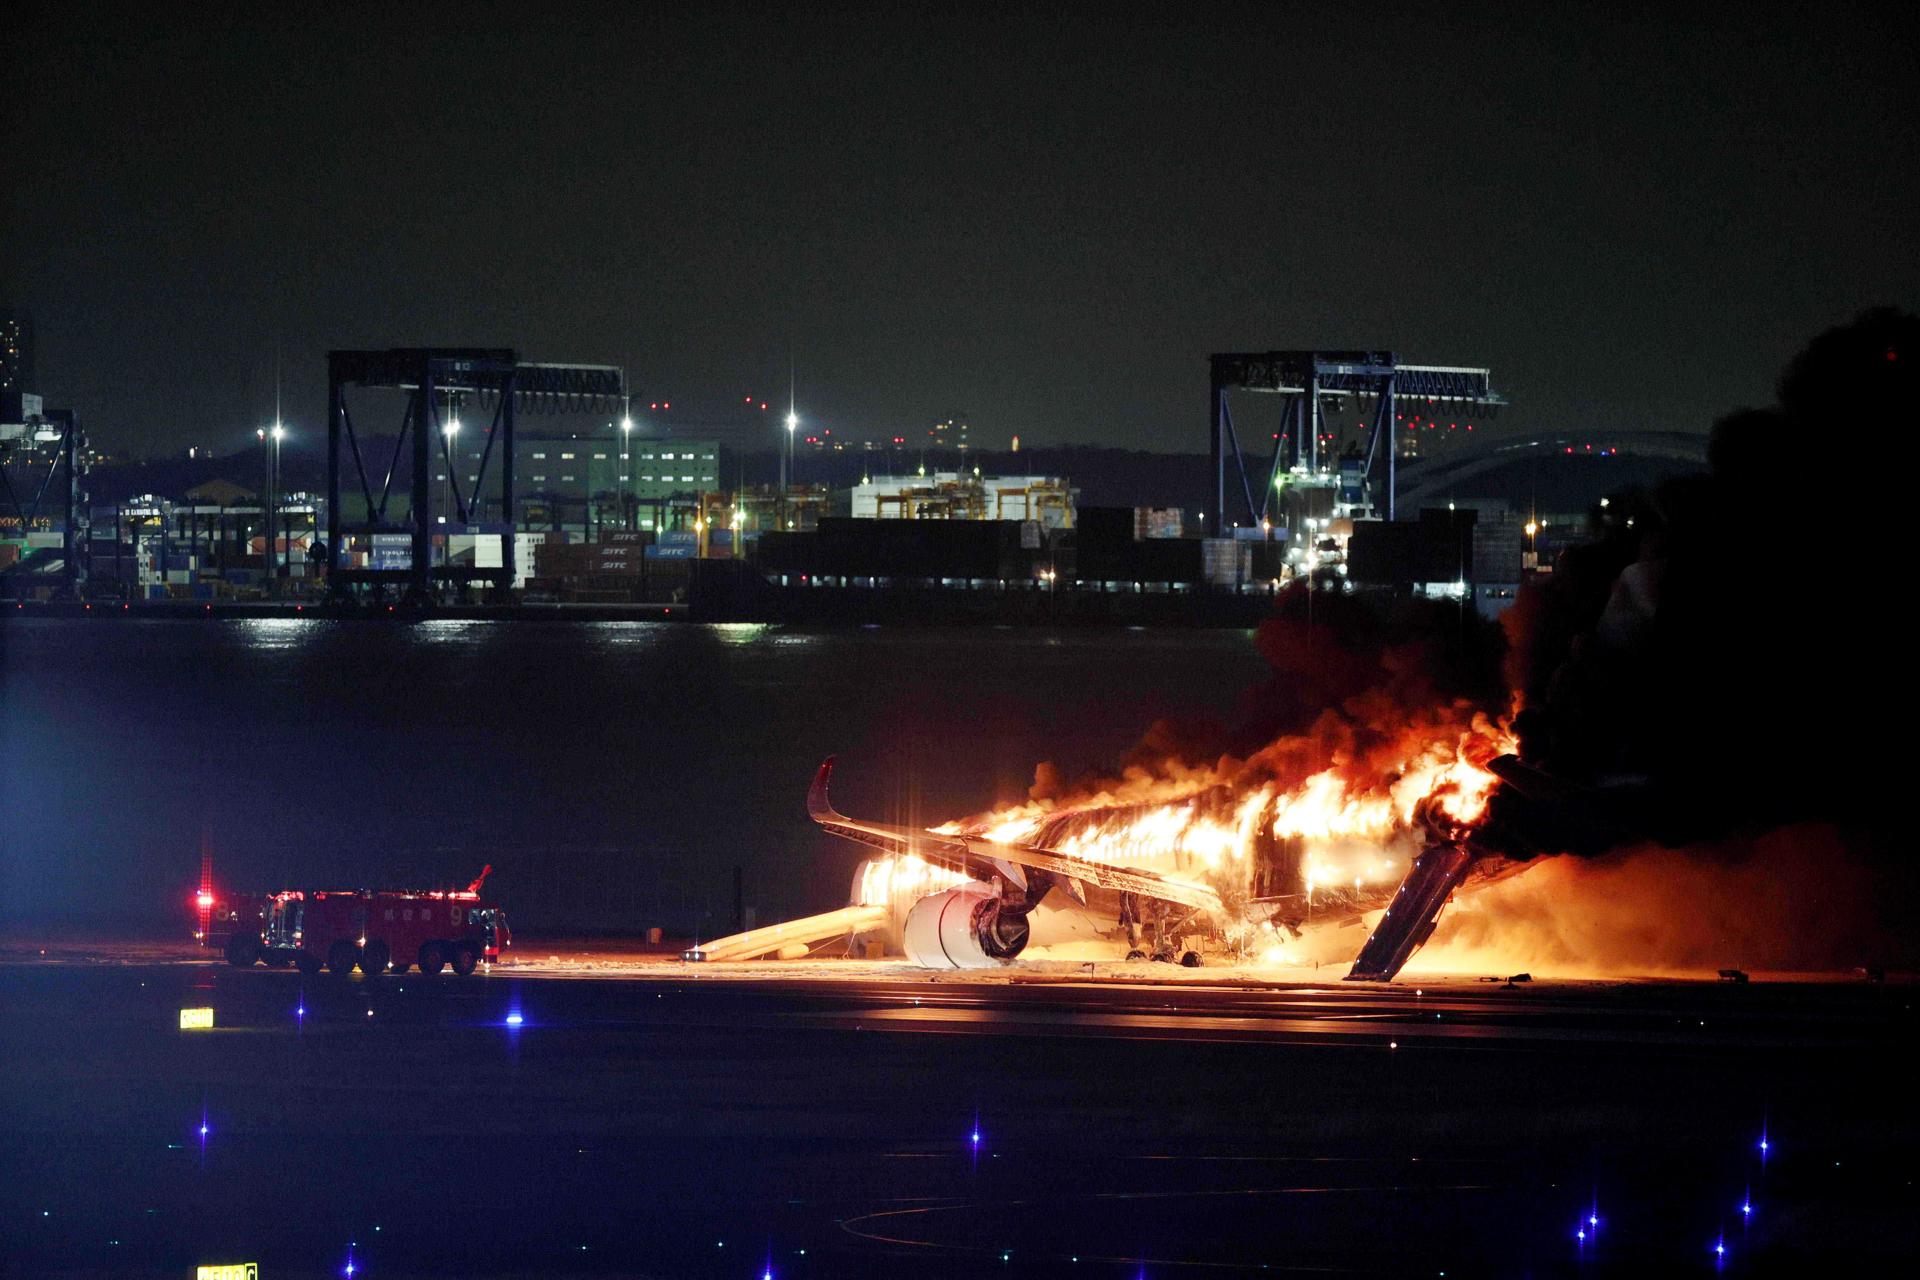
(222, 868), (510, 977)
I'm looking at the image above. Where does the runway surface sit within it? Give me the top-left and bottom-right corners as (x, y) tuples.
(0, 954), (1912, 1277)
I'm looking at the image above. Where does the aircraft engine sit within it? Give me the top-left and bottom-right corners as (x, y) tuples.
(901, 882), (1031, 969)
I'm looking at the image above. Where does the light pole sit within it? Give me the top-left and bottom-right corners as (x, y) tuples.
(442, 413), (460, 563)
(620, 406), (634, 530)
(257, 424), (286, 581)
(256, 428), (269, 581)
(271, 424), (284, 578)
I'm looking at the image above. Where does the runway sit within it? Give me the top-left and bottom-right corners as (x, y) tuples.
(0, 952), (1911, 1277)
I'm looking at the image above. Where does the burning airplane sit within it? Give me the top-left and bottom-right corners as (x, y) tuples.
(699, 699), (1522, 979)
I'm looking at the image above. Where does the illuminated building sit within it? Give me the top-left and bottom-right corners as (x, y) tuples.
(432, 432), (721, 529)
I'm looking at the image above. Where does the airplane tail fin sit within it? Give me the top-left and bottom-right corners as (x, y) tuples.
(807, 757), (842, 823)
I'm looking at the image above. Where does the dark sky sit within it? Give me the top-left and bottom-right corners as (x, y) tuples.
(6, 1), (1916, 456)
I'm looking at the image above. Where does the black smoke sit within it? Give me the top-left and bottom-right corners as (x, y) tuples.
(1498, 307), (1916, 856)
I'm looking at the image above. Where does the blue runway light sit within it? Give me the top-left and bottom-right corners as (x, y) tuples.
(505, 1011), (524, 1027)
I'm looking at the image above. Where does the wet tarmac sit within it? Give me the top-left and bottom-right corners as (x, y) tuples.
(1, 957), (1913, 1277)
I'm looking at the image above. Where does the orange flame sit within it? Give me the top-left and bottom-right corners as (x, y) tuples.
(933, 700), (1517, 905)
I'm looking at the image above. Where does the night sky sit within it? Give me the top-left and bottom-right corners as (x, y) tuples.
(6, 1), (1916, 456)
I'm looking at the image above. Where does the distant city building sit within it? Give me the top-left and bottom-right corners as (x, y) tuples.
(1, 310), (34, 393)
(434, 432), (721, 524)
(928, 416), (970, 454)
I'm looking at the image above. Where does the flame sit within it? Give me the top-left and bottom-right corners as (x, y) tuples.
(928, 700), (1517, 908)
(855, 853), (971, 908)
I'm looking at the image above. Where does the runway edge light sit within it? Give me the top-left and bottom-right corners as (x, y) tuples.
(180, 1007), (215, 1030)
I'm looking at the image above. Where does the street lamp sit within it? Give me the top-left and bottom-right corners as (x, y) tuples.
(784, 411), (798, 490)
(620, 410), (634, 530)
(258, 423), (287, 580)
(441, 414), (460, 555)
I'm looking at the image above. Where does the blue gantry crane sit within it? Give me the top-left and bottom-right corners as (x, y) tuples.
(1208, 350), (1506, 530)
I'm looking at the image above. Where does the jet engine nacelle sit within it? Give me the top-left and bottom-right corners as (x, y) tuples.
(901, 882), (1031, 969)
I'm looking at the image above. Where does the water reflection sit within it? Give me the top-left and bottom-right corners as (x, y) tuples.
(232, 617), (320, 651)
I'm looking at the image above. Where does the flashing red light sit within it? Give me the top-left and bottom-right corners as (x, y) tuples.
(760, 403), (768, 410)
(1888, 348), (1898, 362)
(663, 402), (671, 409)
(745, 395), (753, 402)
(196, 892), (214, 908)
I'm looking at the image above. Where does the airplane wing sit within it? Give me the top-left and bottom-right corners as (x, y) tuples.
(808, 757), (1224, 916)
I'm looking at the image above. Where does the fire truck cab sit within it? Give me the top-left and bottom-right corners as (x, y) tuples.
(225, 869), (510, 977)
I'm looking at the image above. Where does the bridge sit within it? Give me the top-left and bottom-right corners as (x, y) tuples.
(1393, 430), (1709, 512)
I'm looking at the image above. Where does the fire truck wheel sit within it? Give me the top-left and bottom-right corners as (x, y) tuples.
(1125, 949), (1147, 962)
(1180, 951), (1203, 968)
(327, 940), (360, 976)
(417, 943), (447, 976)
(450, 943), (480, 977)
(294, 951), (321, 977)
(223, 933), (261, 967)
(360, 940), (391, 976)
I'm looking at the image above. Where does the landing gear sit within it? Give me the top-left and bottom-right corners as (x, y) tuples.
(1125, 949), (1147, 962)
(1180, 951), (1203, 968)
